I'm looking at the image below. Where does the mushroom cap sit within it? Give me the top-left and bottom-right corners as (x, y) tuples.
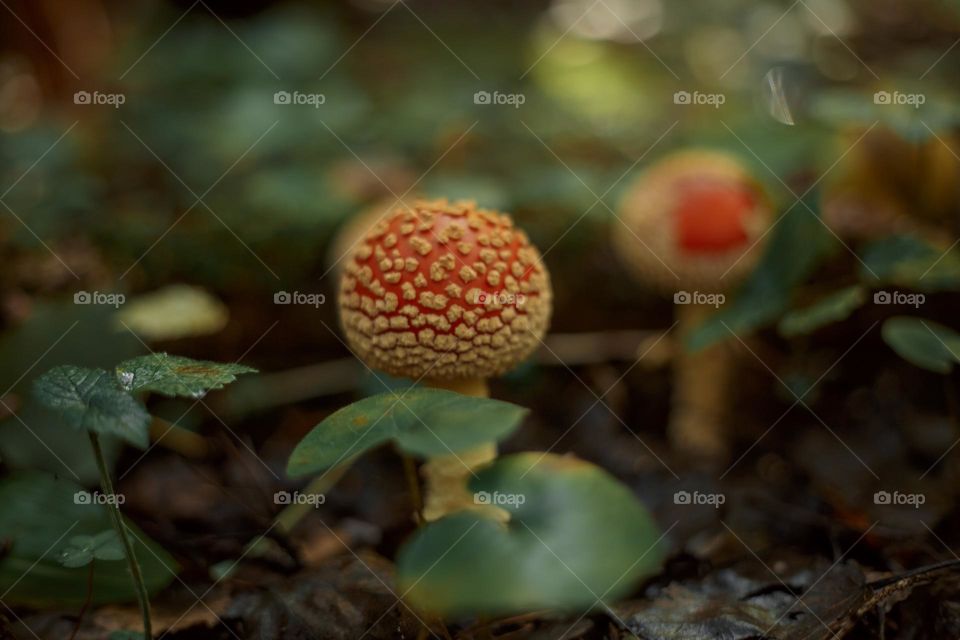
(339, 198), (552, 380)
(614, 150), (773, 293)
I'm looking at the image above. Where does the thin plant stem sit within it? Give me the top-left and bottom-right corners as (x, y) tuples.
(88, 432), (152, 640)
(240, 464), (352, 564)
(148, 417), (208, 458)
(68, 561), (95, 640)
(275, 466), (349, 535)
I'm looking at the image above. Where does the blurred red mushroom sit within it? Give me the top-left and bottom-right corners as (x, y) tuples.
(615, 150), (773, 460)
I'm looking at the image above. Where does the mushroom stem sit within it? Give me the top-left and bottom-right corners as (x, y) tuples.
(425, 377), (490, 398)
(420, 377), (498, 521)
(669, 304), (732, 461)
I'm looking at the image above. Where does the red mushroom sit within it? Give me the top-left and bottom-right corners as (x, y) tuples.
(615, 150), (773, 460)
(339, 198), (552, 518)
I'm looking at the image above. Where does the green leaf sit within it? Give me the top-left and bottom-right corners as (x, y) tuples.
(32, 366), (150, 448)
(860, 235), (960, 292)
(115, 353), (256, 398)
(397, 453), (665, 617)
(0, 301), (143, 482)
(287, 389), (528, 477)
(687, 203), (835, 351)
(0, 472), (177, 607)
(882, 317), (960, 374)
(58, 531), (125, 568)
(778, 286), (868, 337)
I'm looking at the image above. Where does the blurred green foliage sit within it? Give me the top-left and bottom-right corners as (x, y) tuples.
(0, 472), (176, 607)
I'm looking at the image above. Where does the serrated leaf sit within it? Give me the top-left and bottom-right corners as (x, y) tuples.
(115, 353), (256, 398)
(0, 472), (177, 607)
(778, 286), (867, 337)
(687, 204), (836, 351)
(287, 389), (528, 477)
(32, 366), (150, 448)
(882, 317), (960, 374)
(860, 235), (960, 292)
(396, 453), (665, 617)
(0, 301), (143, 482)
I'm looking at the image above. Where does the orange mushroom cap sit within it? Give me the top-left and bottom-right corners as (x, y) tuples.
(339, 199), (552, 380)
(615, 150), (773, 292)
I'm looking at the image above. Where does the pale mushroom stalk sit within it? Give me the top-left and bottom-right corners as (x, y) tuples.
(420, 377), (495, 521)
(670, 304), (733, 458)
(614, 150), (773, 461)
(339, 199), (552, 520)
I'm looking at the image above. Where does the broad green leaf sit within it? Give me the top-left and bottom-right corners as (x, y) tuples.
(860, 235), (960, 292)
(32, 366), (150, 448)
(778, 286), (867, 337)
(59, 531), (125, 568)
(287, 389), (528, 477)
(115, 353), (256, 398)
(882, 317), (960, 374)
(687, 202), (835, 351)
(0, 472), (177, 607)
(397, 453), (665, 617)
